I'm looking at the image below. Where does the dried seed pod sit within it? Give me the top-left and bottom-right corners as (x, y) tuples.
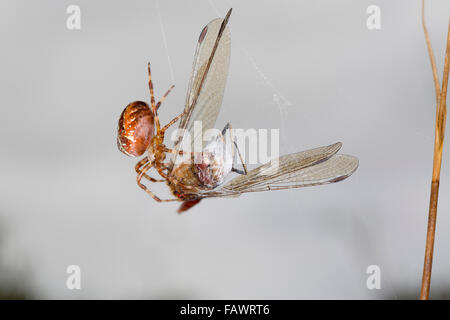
(117, 101), (154, 157)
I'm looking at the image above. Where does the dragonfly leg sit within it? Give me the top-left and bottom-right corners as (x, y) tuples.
(135, 157), (165, 183)
(233, 140), (248, 175)
(232, 167), (245, 175)
(221, 122), (231, 135)
(222, 122), (248, 175)
(137, 161), (179, 202)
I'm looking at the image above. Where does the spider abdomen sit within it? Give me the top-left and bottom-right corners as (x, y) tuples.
(117, 101), (155, 157)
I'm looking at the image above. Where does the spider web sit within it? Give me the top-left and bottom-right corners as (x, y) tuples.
(155, 0), (324, 156)
(151, 1), (404, 299)
(205, 0), (294, 154)
(242, 49), (293, 152)
(155, 0), (175, 84)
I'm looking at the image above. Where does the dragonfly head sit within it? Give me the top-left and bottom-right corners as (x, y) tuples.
(117, 101), (155, 157)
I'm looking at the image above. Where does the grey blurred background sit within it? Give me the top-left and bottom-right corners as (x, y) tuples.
(0, 0), (450, 299)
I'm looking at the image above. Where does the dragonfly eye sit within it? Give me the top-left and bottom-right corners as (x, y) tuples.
(117, 101), (155, 157)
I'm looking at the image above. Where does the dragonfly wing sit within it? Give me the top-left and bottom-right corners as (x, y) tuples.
(197, 142), (358, 198)
(173, 10), (231, 163)
(225, 154), (359, 192)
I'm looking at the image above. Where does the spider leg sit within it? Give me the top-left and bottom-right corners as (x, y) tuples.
(155, 164), (169, 179)
(147, 63), (160, 132)
(147, 63), (156, 109)
(160, 147), (199, 171)
(160, 146), (195, 156)
(165, 172), (196, 190)
(161, 110), (186, 133)
(154, 159), (197, 191)
(137, 162), (179, 202)
(156, 85), (175, 110)
(154, 163), (194, 190)
(135, 157), (165, 183)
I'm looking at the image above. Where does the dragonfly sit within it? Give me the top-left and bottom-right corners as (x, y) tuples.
(117, 8), (359, 213)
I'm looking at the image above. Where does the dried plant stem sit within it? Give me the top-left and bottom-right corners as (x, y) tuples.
(420, 1), (450, 299)
(422, 0), (441, 103)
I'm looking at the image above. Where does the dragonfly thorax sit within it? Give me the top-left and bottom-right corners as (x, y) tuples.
(194, 136), (233, 188)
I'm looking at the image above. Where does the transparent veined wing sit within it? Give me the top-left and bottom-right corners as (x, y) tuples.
(196, 142), (359, 198)
(172, 9), (232, 166)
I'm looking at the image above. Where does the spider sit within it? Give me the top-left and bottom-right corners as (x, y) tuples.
(117, 63), (194, 202)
